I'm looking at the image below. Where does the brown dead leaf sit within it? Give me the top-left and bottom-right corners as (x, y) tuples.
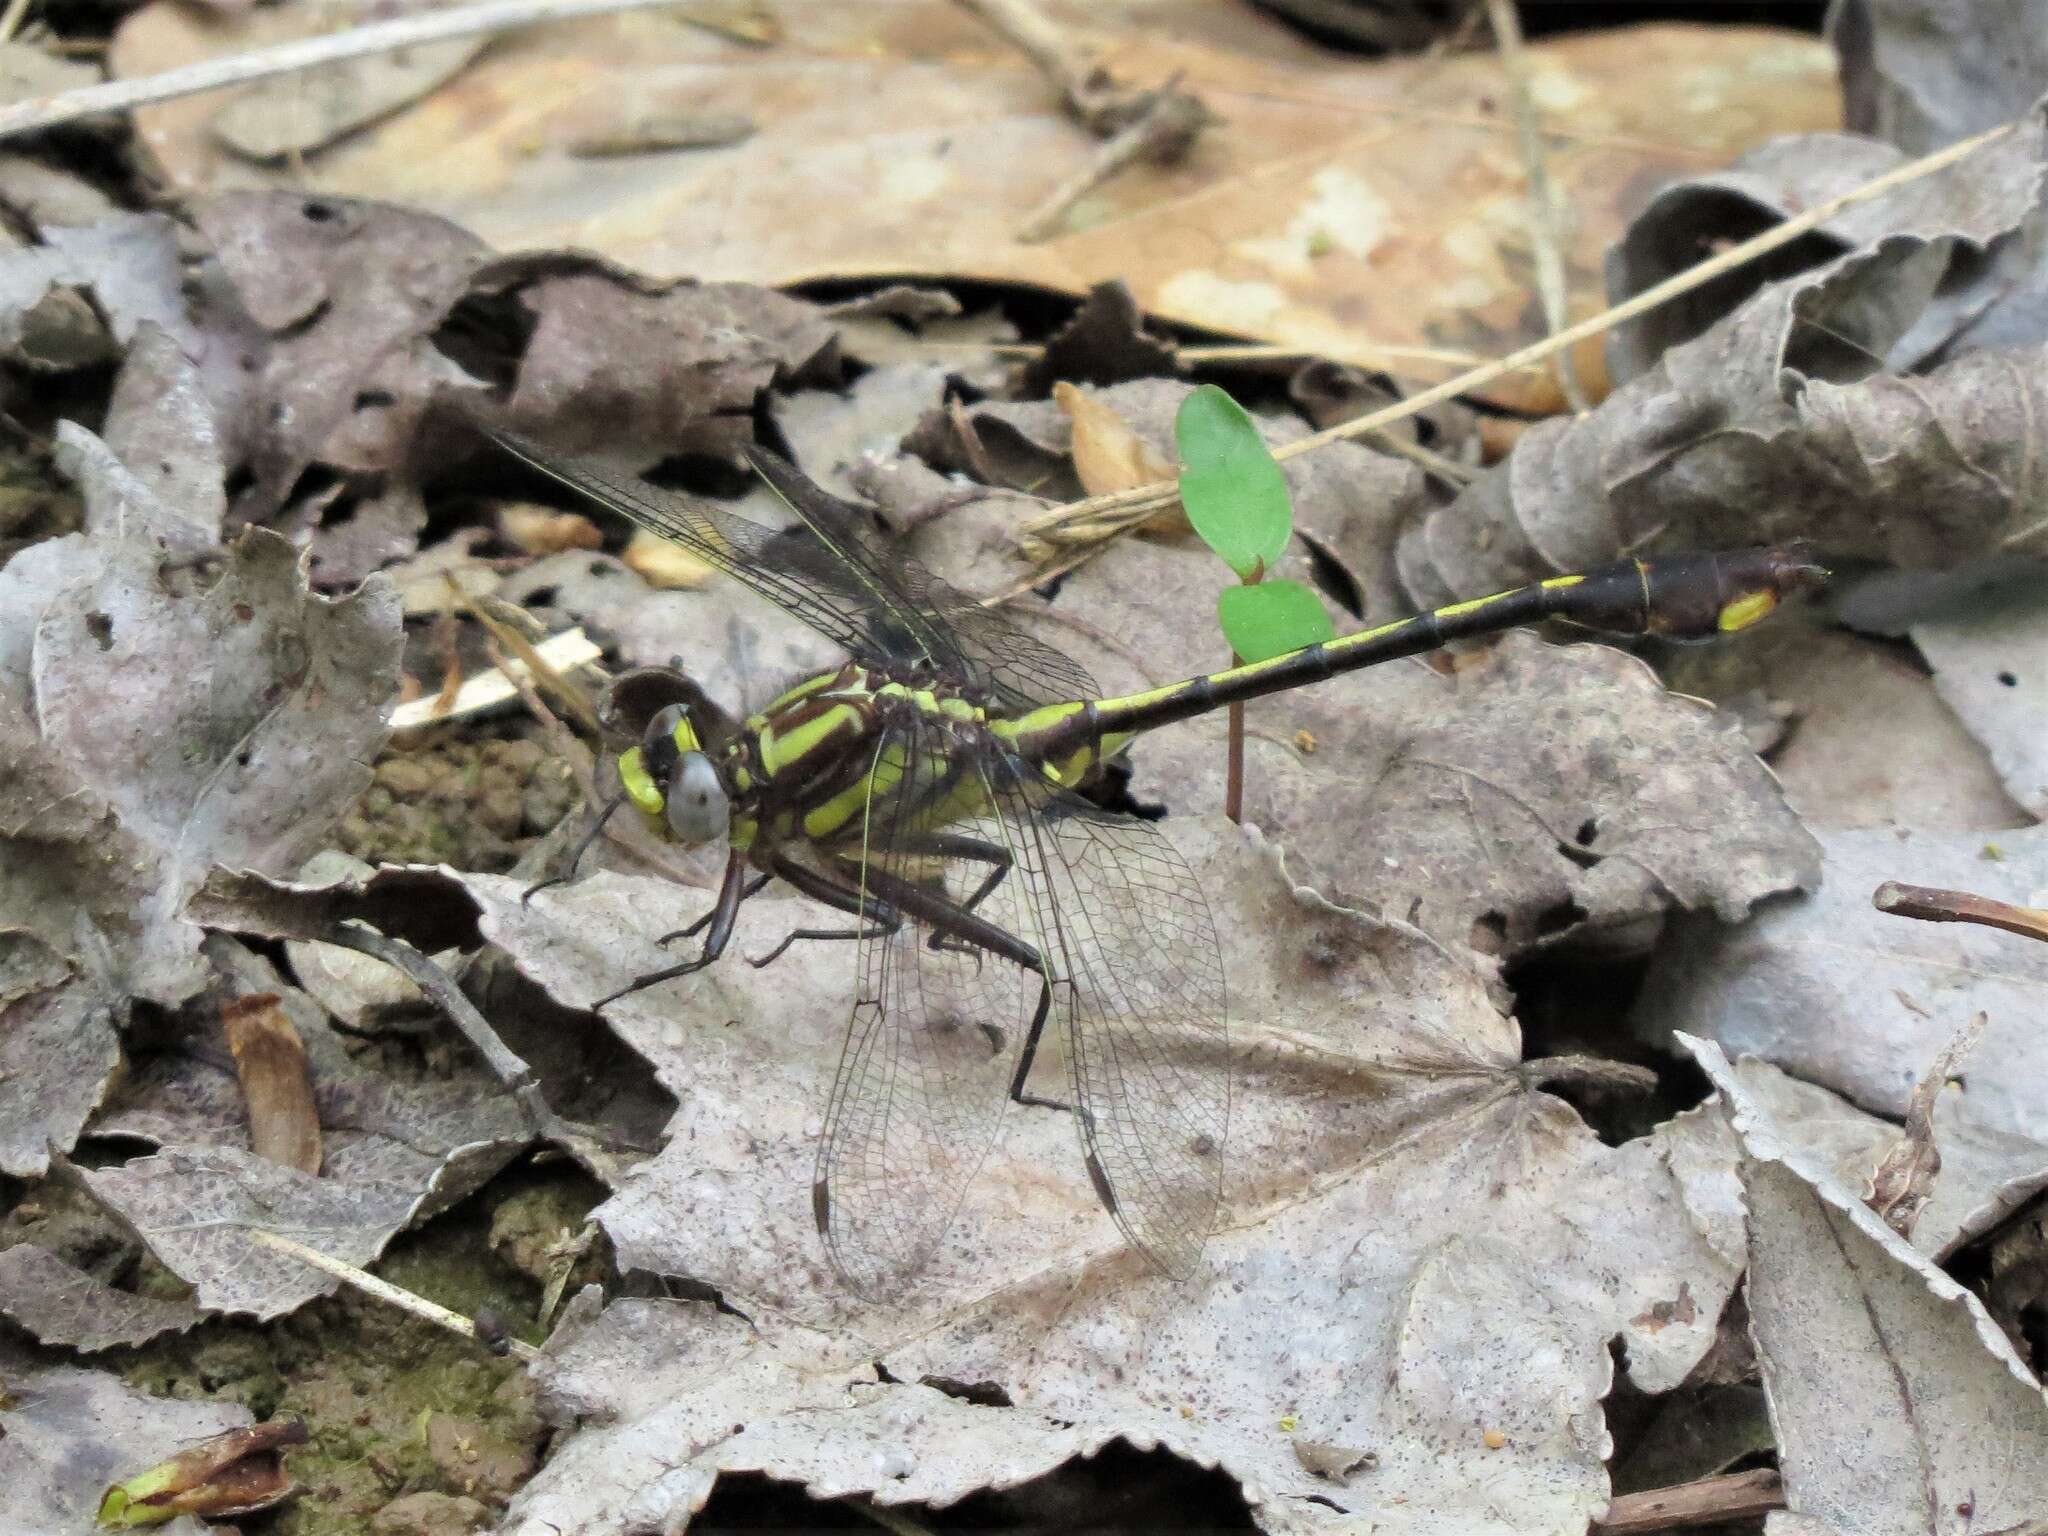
(222, 992), (322, 1175)
(111, 5), (1837, 392)
(1056, 379), (1176, 495)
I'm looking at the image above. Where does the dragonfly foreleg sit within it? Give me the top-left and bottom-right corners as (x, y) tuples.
(659, 871), (772, 944)
(593, 848), (749, 1011)
(522, 787), (627, 905)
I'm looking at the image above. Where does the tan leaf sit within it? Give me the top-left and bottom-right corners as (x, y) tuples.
(110, 5), (1837, 402)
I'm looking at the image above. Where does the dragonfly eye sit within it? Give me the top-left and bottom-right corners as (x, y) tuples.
(665, 751), (728, 844)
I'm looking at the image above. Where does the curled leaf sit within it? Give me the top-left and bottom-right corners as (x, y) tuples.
(97, 1419), (307, 1528)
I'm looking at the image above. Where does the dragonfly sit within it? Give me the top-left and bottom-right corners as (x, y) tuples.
(487, 426), (1824, 1295)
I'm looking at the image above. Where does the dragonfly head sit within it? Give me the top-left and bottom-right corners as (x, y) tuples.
(620, 703), (729, 845)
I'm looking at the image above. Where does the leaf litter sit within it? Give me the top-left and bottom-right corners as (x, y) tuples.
(4, 1), (2048, 1532)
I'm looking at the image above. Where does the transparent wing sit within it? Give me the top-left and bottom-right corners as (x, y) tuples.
(744, 447), (1100, 713)
(810, 714), (1046, 1295)
(993, 765), (1229, 1279)
(486, 426), (901, 670)
(485, 426), (1099, 712)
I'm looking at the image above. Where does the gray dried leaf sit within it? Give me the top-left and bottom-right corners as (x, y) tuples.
(212, 34), (485, 162)
(1, 527), (399, 1169)
(95, 935), (529, 1216)
(1018, 278), (1179, 395)
(0, 152), (122, 232)
(0, 1343), (252, 1533)
(1638, 824), (2048, 1183)
(191, 192), (486, 518)
(100, 322), (229, 543)
(0, 932), (121, 1178)
(770, 362), (953, 497)
(54, 419), (219, 555)
(467, 821), (1742, 1532)
(1913, 584), (2048, 819)
(1703, 1053), (2048, 1260)
(78, 1145), (420, 1318)
(32, 526), (401, 891)
(0, 678), (211, 1011)
(39, 213), (189, 346)
(1663, 615), (2033, 833)
(1692, 1037), (2048, 1534)
(1832, 0), (2048, 154)
(302, 484), (428, 589)
(0, 1243), (204, 1351)
(1407, 274), (2048, 604)
(476, 254), (839, 459)
(1404, 111), (2048, 602)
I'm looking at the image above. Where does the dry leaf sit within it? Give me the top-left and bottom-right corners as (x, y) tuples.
(1913, 587), (2048, 821)
(1663, 615), (2033, 833)
(212, 32), (485, 163)
(1638, 826), (2048, 1208)
(111, 5), (1837, 388)
(498, 501), (604, 556)
(0, 526), (399, 1172)
(465, 821), (1744, 1532)
(1866, 1008), (1988, 1239)
(1056, 378), (1178, 496)
(0, 1244), (205, 1352)
(1692, 1037), (2048, 1534)
(0, 1343), (253, 1534)
(222, 992), (323, 1175)
(620, 529), (714, 590)
(1402, 113), (2048, 604)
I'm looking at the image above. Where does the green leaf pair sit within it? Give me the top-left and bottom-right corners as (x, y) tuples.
(1174, 384), (1333, 665)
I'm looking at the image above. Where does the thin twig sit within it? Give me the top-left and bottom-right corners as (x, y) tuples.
(249, 1230), (542, 1364)
(0, 0), (688, 141)
(956, 338), (1535, 376)
(1485, 0), (1589, 411)
(1873, 881), (2048, 944)
(1596, 1469), (1783, 1534)
(1018, 85), (1215, 243)
(0, 0), (35, 47)
(1021, 117), (2020, 548)
(319, 919), (539, 1101)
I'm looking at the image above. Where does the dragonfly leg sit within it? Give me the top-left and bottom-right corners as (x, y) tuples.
(1006, 978), (1077, 1116)
(659, 871), (772, 944)
(522, 788), (626, 904)
(903, 832), (1013, 957)
(748, 853), (905, 968)
(593, 848), (748, 1011)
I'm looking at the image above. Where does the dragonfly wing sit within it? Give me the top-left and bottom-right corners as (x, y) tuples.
(744, 447), (1099, 712)
(811, 717), (1044, 1295)
(996, 768), (1229, 1279)
(484, 426), (902, 668)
